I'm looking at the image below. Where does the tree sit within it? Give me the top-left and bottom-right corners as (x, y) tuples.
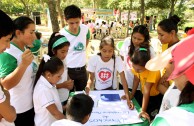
(56, 0), (65, 27)
(140, 0), (145, 25)
(47, 0), (60, 32)
(19, 0), (30, 16)
(169, 0), (178, 17)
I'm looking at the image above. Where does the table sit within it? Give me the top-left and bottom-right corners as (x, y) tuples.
(71, 90), (149, 126)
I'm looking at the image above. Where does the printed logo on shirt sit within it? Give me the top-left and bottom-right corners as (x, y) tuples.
(32, 62), (38, 79)
(99, 71), (111, 81)
(74, 42), (84, 51)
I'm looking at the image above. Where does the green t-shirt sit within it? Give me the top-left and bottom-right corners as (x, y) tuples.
(0, 42), (23, 78)
(0, 52), (17, 78)
(151, 102), (194, 126)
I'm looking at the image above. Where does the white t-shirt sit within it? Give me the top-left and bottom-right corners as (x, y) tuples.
(5, 44), (34, 113)
(33, 76), (63, 126)
(87, 55), (124, 90)
(60, 24), (89, 68)
(0, 119), (15, 126)
(119, 37), (156, 89)
(159, 83), (181, 113)
(57, 60), (69, 102)
(51, 119), (82, 126)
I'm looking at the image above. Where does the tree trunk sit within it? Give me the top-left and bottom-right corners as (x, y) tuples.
(169, 0), (177, 17)
(56, 0), (65, 28)
(118, 9), (122, 22)
(140, 0), (145, 25)
(178, 0), (184, 13)
(126, 0), (133, 37)
(47, 0), (60, 32)
(93, 0), (96, 9)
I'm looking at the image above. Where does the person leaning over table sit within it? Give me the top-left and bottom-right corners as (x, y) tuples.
(149, 34), (194, 126)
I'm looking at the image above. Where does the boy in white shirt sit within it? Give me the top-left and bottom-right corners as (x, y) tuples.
(60, 5), (90, 91)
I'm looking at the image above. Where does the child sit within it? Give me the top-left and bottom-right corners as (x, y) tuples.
(131, 47), (163, 121)
(59, 5), (90, 91)
(119, 25), (155, 105)
(0, 16), (36, 126)
(47, 32), (74, 105)
(85, 36), (134, 109)
(0, 9), (16, 126)
(51, 93), (94, 126)
(33, 55), (65, 126)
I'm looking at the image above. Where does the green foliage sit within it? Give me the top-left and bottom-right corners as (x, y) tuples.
(0, 0), (24, 14)
(107, 0), (121, 9)
(146, 0), (170, 9)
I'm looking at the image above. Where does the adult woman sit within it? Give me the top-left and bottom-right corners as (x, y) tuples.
(157, 15), (180, 94)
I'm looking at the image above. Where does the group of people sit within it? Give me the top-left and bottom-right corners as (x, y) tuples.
(0, 4), (194, 126)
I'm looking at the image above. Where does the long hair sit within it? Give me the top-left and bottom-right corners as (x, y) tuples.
(129, 25), (150, 57)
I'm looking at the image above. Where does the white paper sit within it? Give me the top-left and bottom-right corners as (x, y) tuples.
(75, 90), (143, 126)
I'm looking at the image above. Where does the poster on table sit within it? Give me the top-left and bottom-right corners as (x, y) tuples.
(75, 90), (143, 126)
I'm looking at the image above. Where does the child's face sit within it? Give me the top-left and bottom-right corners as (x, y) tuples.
(47, 67), (64, 85)
(100, 45), (114, 62)
(132, 63), (146, 73)
(55, 45), (69, 60)
(0, 34), (12, 53)
(157, 26), (174, 44)
(66, 18), (80, 32)
(132, 32), (145, 47)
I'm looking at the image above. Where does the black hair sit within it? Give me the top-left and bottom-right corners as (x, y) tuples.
(129, 25), (150, 57)
(178, 81), (194, 106)
(64, 5), (81, 20)
(34, 56), (64, 87)
(35, 31), (42, 40)
(184, 27), (192, 33)
(158, 15), (180, 33)
(0, 10), (15, 39)
(48, 32), (70, 57)
(13, 16), (34, 37)
(131, 46), (151, 67)
(98, 35), (115, 57)
(66, 94), (94, 123)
